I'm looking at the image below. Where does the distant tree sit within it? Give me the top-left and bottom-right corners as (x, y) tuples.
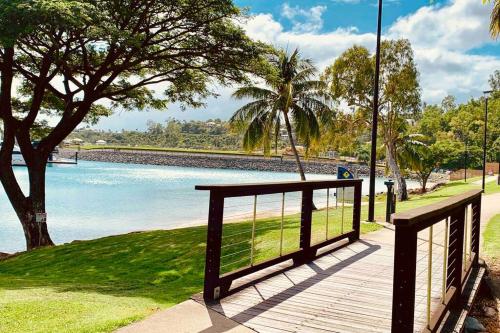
(163, 120), (182, 147)
(355, 144), (371, 163)
(230, 48), (333, 181)
(489, 70), (500, 91)
(417, 105), (445, 144)
(322, 39), (421, 201)
(398, 138), (442, 193)
(0, 0), (265, 250)
(441, 95), (457, 113)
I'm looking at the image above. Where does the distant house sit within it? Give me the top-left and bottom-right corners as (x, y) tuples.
(95, 140), (107, 145)
(72, 138), (84, 145)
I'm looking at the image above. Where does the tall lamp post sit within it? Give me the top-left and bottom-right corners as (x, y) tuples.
(482, 90), (493, 190)
(368, 0), (383, 222)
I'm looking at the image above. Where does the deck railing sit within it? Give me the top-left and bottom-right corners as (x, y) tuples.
(391, 189), (482, 333)
(196, 179), (362, 301)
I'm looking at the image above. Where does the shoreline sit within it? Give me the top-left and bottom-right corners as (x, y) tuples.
(61, 148), (448, 183)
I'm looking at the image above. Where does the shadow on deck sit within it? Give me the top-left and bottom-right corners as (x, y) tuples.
(194, 180), (485, 333)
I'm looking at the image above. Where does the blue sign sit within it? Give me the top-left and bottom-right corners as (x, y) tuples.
(337, 166), (354, 179)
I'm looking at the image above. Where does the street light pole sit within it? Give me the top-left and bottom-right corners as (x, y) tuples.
(368, 0), (383, 222)
(482, 90), (493, 191)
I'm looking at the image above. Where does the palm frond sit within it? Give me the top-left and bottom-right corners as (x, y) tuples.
(230, 99), (271, 128)
(232, 86), (276, 100)
(291, 104), (321, 143)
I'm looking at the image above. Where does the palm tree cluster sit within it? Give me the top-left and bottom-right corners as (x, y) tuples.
(230, 49), (333, 181)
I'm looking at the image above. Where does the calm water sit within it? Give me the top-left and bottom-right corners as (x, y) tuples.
(0, 161), (418, 252)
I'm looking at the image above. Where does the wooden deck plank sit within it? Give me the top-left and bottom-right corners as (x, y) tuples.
(202, 227), (459, 333)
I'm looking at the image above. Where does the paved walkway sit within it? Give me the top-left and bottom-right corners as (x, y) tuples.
(480, 192), (500, 248)
(116, 192), (500, 333)
(472, 176), (497, 185)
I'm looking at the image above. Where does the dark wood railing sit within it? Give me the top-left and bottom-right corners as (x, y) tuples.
(196, 179), (362, 301)
(391, 189), (482, 333)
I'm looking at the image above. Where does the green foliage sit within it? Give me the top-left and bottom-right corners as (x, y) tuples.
(1, 0), (266, 150)
(230, 48), (333, 156)
(322, 39), (421, 200)
(323, 39), (421, 120)
(70, 119), (242, 150)
(355, 144), (371, 163)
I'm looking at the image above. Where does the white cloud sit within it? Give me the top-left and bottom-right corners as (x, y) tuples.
(388, 0), (495, 51)
(96, 0), (499, 129)
(244, 13), (374, 69)
(281, 3), (327, 33)
(243, 0), (499, 104)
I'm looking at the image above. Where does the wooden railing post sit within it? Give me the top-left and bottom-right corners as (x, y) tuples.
(203, 191), (224, 301)
(391, 225), (418, 333)
(351, 182), (362, 242)
(470, 198), (481, 265)
(447, 207), (465, 306)
(298, 188), (314, 262)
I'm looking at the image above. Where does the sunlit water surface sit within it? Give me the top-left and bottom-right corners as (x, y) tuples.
(0, 161), (418, 252)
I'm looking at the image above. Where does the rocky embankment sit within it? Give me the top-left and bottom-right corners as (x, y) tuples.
(61, 149), (385, 177)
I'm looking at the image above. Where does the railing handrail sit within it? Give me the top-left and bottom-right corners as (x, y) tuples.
(196, 179), (362, 197)
(392, 189), (482, 228)
(198, 178), (363, 301)
(391, 190), (482, 333)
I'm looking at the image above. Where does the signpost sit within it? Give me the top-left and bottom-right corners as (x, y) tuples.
(35, 212), (47, 223)
(337, 166), (355, 202)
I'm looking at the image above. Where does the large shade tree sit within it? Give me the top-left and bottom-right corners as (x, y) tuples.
(230, 49), (333, 181)
(0, 0), (265, 250)
(322, 39), (421, 201)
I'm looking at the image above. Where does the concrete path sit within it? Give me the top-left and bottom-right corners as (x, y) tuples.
(480, 192), (500, 247)
(472, 175), (497, 185)
(116, 192), (500, 333)
(115, 299), (254, 333)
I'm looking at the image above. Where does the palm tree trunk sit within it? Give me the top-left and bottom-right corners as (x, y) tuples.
(283, 113), (318, 210)
(386, 144), (408, 201)
(283, 113), (306, 181)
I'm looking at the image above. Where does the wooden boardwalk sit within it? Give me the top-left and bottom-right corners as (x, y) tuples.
(195, 222), (463, 333)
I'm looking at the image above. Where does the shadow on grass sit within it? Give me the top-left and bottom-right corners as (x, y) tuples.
(0, 210), (380, 306)
(0, 226), (209, 305)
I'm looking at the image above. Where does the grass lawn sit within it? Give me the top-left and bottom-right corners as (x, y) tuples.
(0, 178), (498, 333)
(483, 214), (500, 260)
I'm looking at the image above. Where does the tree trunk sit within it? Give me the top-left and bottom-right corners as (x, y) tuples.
(420, 174), (429, 193)
(283, 113), (306, 181)
(386, 144), (408, 201)
(25, 160), (54, 250)
(283, 113), (318, 210)
(0, 156), (54, 250)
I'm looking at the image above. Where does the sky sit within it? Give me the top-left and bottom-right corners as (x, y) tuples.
(95, 0), (500, 131)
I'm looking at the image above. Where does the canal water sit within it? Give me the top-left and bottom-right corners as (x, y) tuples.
(0, 161), (418, 252)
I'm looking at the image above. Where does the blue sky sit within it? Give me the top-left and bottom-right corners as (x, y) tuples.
(95, 0), (500, 131)
(236, 0), (432, 34)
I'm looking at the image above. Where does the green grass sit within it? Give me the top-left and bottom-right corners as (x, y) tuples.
(483, 214), (500, 261)
(0, 178), (498, 333)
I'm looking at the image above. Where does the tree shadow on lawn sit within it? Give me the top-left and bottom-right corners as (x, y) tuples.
(0, 217), (305, 305)
(0, 226), (209, 305)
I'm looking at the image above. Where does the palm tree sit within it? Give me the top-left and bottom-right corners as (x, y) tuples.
(396, 133), (429, 193)
(230, 49), (333, 181)
(484, 0), (500, 37)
